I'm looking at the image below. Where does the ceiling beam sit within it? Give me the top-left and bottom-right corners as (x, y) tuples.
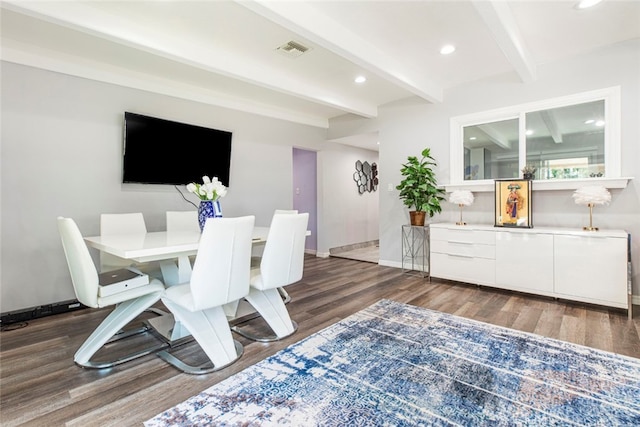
(477, 124), (511, 150)
(1, 42), (330, 128)
(540, 110), (563, 143)
(1, 0), (378, 119)
(471, 0), (536, 83)
(237, 0), (443, 104)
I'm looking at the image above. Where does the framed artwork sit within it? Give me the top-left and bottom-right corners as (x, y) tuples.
(494, 179), (533, 228)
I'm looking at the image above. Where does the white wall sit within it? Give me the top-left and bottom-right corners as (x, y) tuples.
(375, 39), (640, 294)
(316, 142), (379, 257)
(1, 61), (332, 312)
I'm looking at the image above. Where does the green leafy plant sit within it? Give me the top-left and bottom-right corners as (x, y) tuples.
(396, 148), (445, 217)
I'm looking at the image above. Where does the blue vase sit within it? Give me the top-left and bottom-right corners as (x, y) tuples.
(198, 200), (223, 232)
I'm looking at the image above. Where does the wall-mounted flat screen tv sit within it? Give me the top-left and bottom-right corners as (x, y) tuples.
(122, 112), (232, 186)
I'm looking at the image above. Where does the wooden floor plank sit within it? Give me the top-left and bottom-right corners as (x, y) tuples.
(1, 255), (638, 426)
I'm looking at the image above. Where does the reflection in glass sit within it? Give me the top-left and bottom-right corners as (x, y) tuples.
(525, 100), (605, 180)
(463, 118), (519, 181)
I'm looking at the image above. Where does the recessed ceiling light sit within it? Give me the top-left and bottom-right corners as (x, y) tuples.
(355, 76), (367, 84)
(584, 119), (595, 124)
(440, 44), (456, 55)
(575, 0), (602, 9)
(526, 129), (534, 136)
(595, 120), (605, 127)
(469, 137), (476, 140)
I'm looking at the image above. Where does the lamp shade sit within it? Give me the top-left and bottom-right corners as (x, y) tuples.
(449, 190), (474, 206)
(572, 186), (611, 206)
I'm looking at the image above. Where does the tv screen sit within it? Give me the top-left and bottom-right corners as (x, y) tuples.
(122, 112), (232, 186)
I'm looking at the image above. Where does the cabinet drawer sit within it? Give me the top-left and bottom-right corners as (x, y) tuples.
(431, 240), (495, 259)
(431, 253), (495, 285)
(474, 244), (495, 260)
(473, 231), (496, 245)
(430, 227), (495, 245)
(431, 239), (472, 256)
(430, 227), (454, 242)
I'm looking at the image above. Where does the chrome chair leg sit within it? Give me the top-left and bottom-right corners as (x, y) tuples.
(232, 320), (298, 342)
(156, 340), (243, 375)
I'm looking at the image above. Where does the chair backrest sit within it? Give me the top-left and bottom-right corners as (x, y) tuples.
(57, 217), (99, 308)
(166, 210), (199, 233)
(190, 216), (255, 311)
(100, 213), (147, 235)
(259, 213), (309, 289)
(100, 213), (147, 271)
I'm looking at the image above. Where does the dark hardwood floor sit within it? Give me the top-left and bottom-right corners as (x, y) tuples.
(2, 255), (639, 426)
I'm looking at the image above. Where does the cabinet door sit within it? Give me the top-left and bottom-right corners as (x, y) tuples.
(554, 235), (627, 307)
(496, 232), (554, 293)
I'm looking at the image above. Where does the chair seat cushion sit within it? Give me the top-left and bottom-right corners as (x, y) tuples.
(162, 283), (197, 312)
(249, 267), (267, 290)
(97, 278), (165, 308)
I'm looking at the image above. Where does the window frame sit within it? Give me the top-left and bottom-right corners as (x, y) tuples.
(449, 87), (625, 191)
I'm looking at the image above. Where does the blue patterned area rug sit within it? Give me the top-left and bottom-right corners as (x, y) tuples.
(146, 299), (640, 426)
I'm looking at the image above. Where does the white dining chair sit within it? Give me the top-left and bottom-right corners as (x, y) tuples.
(166, 210), (199, 233)
(251, 209), (299, 301)
(233, 212), (308, 342)
(251, 209), (298, 268)
(99, 213), (147, 273)
(157, 215), (255, 374)
(57, 217), (167, 369)
(165, 210), (200, 274)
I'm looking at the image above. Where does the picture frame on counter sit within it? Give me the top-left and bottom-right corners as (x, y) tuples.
(494, 179), (533, 228)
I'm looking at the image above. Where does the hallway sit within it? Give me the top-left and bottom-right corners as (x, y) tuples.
(330, 241), (379, 264)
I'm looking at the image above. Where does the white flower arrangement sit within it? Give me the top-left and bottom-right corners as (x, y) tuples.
(186, 176), (228, 201)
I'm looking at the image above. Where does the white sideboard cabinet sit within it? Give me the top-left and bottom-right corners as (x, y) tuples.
(495, 231), (554, 295)
(429, 223), (631, 315)
(430, 226), (495, 286)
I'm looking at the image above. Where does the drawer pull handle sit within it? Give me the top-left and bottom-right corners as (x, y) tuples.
(448, 253), (474, 259)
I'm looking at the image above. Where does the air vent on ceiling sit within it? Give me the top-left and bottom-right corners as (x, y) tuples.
(276, 40), (311, 58)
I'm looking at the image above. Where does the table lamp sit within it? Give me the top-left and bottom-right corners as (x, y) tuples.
(449, 190), (474, 225)
(572, 186), (611, 231)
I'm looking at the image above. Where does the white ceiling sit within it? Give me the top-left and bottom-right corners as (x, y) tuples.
(1, 0), (639, 152)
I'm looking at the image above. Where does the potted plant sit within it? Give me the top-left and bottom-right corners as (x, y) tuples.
(396, 148), (446, 226)
(521, 164), (537, 180)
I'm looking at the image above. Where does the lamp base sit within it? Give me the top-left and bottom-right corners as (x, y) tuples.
(583, 204), (598, 231)
(456, 221), (467, 226)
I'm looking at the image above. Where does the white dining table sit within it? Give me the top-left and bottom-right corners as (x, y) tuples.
(85, 227), (270, 287)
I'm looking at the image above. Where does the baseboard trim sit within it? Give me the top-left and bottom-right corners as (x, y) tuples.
(379, 260), (402, 269)
(1, 299), (85, 326)
(329, 240), (379, 255)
